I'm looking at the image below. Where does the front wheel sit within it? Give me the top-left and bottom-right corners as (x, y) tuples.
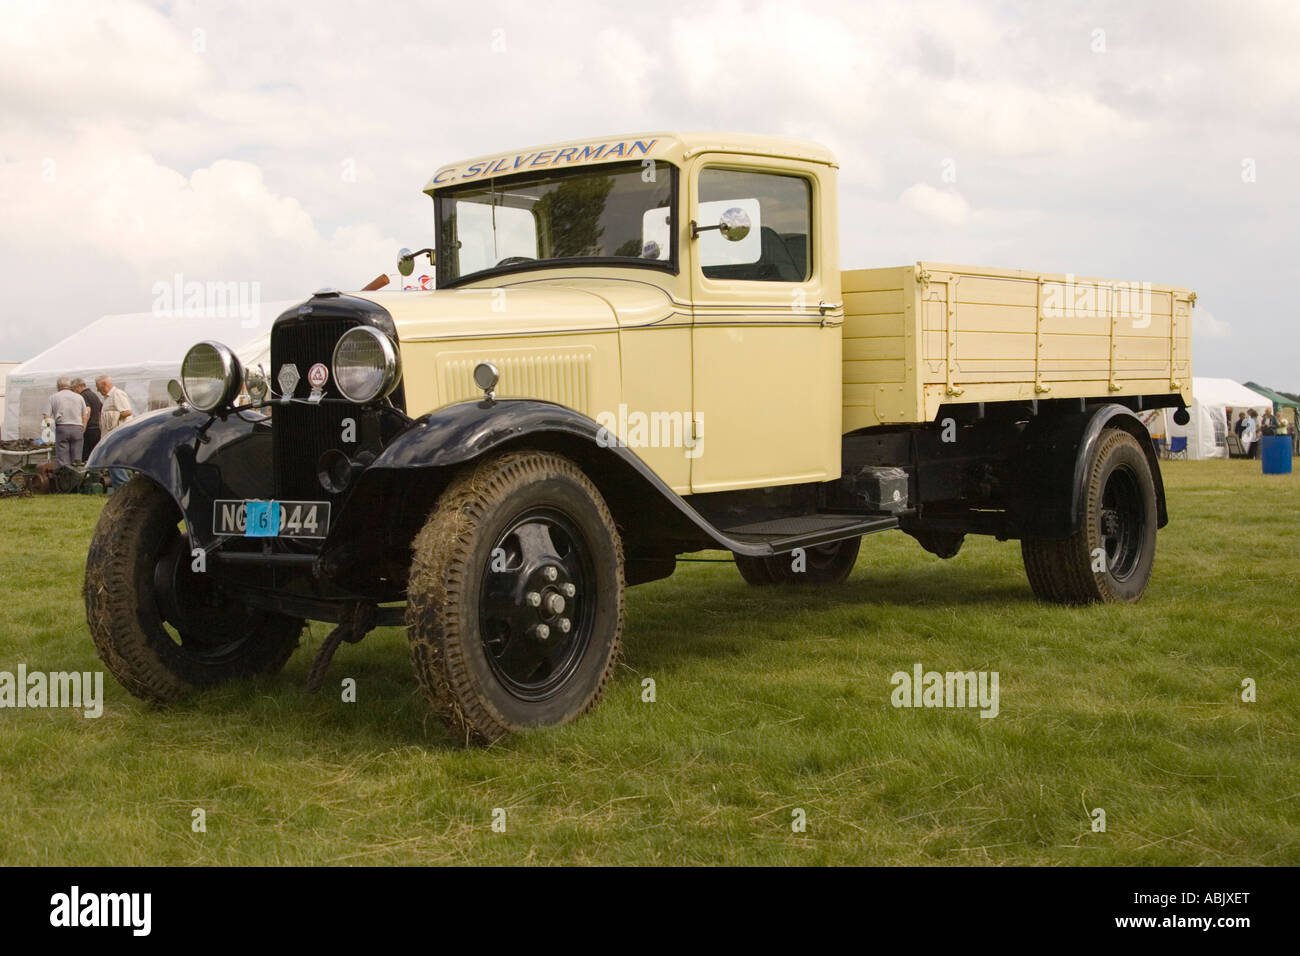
(83, 477), (303, 702)
(1021, 428), (1157, 604)
(406, 451), (624, 744)
(734, 536), (861, 586)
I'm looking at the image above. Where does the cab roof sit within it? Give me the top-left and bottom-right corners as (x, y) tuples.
(425, 131), (837, 194)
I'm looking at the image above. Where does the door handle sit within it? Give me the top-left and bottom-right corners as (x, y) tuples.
(818, 300), (841, 327)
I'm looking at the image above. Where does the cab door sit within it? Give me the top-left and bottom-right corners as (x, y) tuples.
(687, 157), (843, 493)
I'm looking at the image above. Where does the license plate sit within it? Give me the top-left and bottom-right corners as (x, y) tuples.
(213, 500), (331, 539)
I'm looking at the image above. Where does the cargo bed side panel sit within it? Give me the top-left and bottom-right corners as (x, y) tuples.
(841, 266), (921, 430)
(840, 262), (1193, 430)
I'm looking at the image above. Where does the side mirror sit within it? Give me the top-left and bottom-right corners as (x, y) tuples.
(398, 247), (436, 277)
(718, 207), (751, 242)
(691, 207), (753, 242)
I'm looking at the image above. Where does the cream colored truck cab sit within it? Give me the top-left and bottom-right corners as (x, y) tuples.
(381, 132), (844, 496)
(84, 131), (1193, 745)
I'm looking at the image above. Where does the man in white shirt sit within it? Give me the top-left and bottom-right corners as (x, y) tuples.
(95, 374), (134, 487)
(43, 376), (89, 466)
(96, 375), (133, 433)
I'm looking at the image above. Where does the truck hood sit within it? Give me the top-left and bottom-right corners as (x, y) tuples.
(354, 278), (678, 341)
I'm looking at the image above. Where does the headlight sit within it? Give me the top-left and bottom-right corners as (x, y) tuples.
(332, 326), (401, 403)
(180, 341), (243, 412)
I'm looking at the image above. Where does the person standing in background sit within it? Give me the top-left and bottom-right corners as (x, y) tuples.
(71, 377), (103, 458)
(1242, 409), (1259, 458)
(42, 376), (88, 466)
(96, 374), (134, 489)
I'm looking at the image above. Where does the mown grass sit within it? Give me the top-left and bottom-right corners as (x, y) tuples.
(0, 459), (1296, 865)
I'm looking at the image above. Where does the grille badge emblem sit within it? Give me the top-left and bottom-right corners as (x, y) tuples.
(277, 363), (300, 403)
(307, 363), (328, 404)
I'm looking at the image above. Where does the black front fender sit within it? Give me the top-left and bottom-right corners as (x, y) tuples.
(327, 399), (790, 569)
(369, 398), (620, 471)
(87, 405), (273, 548)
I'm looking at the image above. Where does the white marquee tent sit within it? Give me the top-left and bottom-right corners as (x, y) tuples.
(2, 307), (291, 441)
(1138, 376), (1274, 460)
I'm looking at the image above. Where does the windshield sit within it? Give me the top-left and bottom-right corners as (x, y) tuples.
(434, 161), (676, 285)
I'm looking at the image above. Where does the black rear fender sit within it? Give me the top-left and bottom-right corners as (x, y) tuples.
(1010, 403), (1167, 539)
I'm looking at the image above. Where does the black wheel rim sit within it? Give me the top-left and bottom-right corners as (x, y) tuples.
(152, 527), (261, 665)
(478, 507), (596, 702)
(1098, 465), (1145, 581)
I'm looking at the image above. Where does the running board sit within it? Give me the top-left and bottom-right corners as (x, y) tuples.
(717, 513), (899, 556)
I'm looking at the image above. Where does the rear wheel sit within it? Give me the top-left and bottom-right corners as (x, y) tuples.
(1021, 429), (1157, 604)
(734, 536), (861, 586)
(406, 451), (624, 744)
(83, 477), (303, 702)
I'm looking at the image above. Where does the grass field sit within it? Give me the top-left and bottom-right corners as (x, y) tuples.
(0, 459), (1296, 865)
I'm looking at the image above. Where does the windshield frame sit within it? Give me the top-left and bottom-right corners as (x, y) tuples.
(432, 160), (680, 288)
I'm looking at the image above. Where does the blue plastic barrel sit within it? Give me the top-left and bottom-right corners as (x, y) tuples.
(1261, 434), (1293, 474)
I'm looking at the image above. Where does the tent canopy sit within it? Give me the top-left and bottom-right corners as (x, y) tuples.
(2, 306), (287, 440)
(1143, 376), (1273, 460)
(1244, 381), (1300, 412)
(1191, 376), (1274, 412)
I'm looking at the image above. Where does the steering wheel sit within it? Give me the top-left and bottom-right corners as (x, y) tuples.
(496, 256), (536, 267)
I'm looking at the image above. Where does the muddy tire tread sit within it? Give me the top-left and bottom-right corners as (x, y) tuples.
(83, 478), (301, 702)
(405, 451), (624, 745)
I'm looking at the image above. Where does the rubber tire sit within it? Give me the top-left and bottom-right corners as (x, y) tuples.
(406, 451), (625, 745)
(83, 477), (303, 703)
(1021, 429), (1157, 605)
(734, 536), (861, 586)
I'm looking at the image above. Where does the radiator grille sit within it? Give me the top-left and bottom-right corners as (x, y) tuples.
(270, 316), (359, 504)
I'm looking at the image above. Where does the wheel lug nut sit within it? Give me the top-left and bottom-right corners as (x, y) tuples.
(543, 566), (558, 581)
(533, 623), (550, 640)
(526, 591), (541, 607)
(557, 617), (571, 633)
(560, 582), (576, 597)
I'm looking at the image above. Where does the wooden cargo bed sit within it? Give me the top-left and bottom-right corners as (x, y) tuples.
(841, 262), (1194, 431)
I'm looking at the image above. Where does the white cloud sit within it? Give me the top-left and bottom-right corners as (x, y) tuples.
(0, 0), (208, 121)
(1193, 307), (1233, 340)
(1, 129), (396, 289)
(899, 183), (972, 225)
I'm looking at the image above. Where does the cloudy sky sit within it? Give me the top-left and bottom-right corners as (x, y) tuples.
(2, 0), (1297, 387)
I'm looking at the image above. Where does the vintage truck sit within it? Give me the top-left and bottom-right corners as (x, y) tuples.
(84, 131), (1194, 743)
